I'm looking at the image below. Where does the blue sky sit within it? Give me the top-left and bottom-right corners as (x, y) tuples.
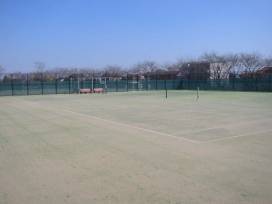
(0, 0), (272, 72)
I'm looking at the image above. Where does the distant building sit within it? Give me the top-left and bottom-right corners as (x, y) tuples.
(256, 66), (272, 74)
(180, 62), (210, 80)
(239, 66), (272, 79)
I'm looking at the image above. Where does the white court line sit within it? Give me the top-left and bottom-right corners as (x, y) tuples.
(15, 98), (272, 144)
(61, 109), (200, 144)
(204, 130), (272, 143)
(172, 118), (272, 136)
(17, 99), (199, 144)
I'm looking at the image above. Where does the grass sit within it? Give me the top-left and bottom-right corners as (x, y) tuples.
(0, 90), (272, 204)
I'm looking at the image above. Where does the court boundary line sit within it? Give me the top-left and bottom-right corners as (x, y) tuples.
(56, 107), (272, 144)
(62, 109), (200, 144)
(13, 98), (272, 144)
(172, 118), (272, 136)
(17, 99), (199, 144)
(204, 130), (272, 143)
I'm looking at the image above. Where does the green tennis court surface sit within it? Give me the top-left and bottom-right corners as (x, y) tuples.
(1, 91), (272, 203)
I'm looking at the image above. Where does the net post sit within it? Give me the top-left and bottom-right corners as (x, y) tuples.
(196, 87), (199, 100)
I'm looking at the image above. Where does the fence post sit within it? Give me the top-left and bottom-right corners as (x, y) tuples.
(270, 75), (272, 92)
(80, 80), (83, 89)
(77, 71), (80, 94)
(255, 77), (258, 91)
(104, 77), (107, 92)
(164, 79), (167, 99)
(11, 75), (14, 96)
(55, 78), (58, 94)
(146, 77), (148, 90)
(69, 77), (71, 94)
(26, 73), (29, 95)
(92, 76), (94, 91)
(156, 74), (158, 90)
(137, 75), (139, 91)
(41, 73), (44, 95)
(126, 73), (129, 92)
(116, 80), (118, 92)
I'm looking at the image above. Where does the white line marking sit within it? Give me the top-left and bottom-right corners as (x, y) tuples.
(18, 99), (199, 144)
(172, 118), (272, 136)
(204, 130), (272, 143)
(62, 108), (199, 143)
(14, 98), (272, 144)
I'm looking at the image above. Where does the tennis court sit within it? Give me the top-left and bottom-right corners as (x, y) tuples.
(1, 90), (272, 203)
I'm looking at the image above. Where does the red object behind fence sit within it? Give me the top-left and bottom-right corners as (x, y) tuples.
(93, 88), (104, 93)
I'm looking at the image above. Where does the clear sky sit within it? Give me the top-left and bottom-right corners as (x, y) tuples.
(1, 0), (272, 72)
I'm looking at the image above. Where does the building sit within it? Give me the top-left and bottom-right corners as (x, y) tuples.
(180, 62), (210, 80)
(256, 66), (272, 75)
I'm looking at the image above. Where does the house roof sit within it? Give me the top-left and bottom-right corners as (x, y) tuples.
(256, 66), (272, 73)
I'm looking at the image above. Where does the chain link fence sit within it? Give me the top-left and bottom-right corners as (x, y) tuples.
(0, 77), (272, 96)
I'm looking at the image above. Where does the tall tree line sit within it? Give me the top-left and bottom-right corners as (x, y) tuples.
(1, 52), (272, 81)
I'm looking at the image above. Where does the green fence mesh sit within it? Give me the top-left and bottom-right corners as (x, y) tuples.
(0, 78), (271, 96)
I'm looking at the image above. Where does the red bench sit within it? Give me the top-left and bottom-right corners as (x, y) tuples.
(93, 88), (105, 93)
(79, 88), (105, 94)
(79, 88), (92, 94)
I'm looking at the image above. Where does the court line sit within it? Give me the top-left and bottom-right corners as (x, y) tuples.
(42, 107), (272, 144)
(14, 98), (272, 144)
(204, 130), (272, 143)
(17, 99), (199, 144)
(62, 109), (200, 144)
(172, 118), (272, 136)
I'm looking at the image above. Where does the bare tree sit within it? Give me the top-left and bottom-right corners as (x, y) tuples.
(263, 56), (272, 66)
(50, 68), (67, 79)
(202, 53), (226, 79)
(103, 65), (124, 77)
(202, 53), (240, 79)
(165, 59), (185, 71)
(238, 53), (262, 73)
(224, 54), (240, 75)
(34, 61), (45, 73)
(79, 67), (97, 79)
(131, 61), (160, 74)
(33, 61), (46, 80)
